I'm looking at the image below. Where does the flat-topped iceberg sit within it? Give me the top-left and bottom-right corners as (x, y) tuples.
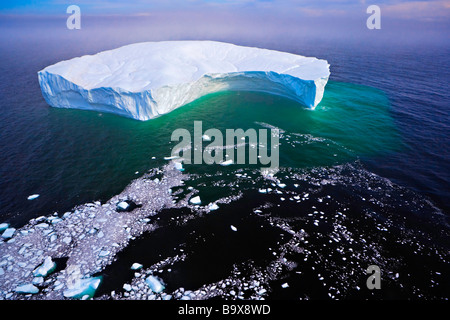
(38, 41), (330, 121)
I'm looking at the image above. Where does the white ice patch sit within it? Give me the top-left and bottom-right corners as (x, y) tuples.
(63, 276), (102, 299)
(1, 228), (15, 239)
(190, 196), (201, 205)
(33, 256), (56, 277)
(145, 276), (164, 293)
(15, 284), (39, 294)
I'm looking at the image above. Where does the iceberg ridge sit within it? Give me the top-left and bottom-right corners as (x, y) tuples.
(38, 41), (330, 121)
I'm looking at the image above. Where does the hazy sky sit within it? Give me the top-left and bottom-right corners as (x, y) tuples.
(1, 0), (449, 21)
(0, 0), (449, 48)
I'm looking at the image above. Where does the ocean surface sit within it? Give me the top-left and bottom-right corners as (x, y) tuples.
(0, 22), (448, 300)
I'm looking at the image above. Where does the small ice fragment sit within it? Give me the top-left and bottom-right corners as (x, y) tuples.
(33, 256), (56, 277)
(145, 276), (165, 293)
(258, 189), (267, 194)
(257, 288), (267, 295)
(281, 283), (289, 288)
(63, 276), (102, 299)
(0, 223), (9, 232)
(135, 171), (139, 174)
(117, 201), (130, 211)
(202, 135), (211, 141)
(15, 284), (39, 294)
(278, 183), (286, 188)
(131, 263), (143, 270)
(174, 162), (184, 171)
(62, 236), (72, 244)
(164, 155), (179, 160)
(123, 283), (132, 292)
(230, 225), (238, 232)
(27, 194), (40, 200)
(152, 156), (156, 159)
(2, 228), (16, 239)
(190, 196), (201, 205)
(208, 203), (219, 211)
(220, 159), (233, 166)
(99, 250), (110, 257)
(32, 277), (44, 285)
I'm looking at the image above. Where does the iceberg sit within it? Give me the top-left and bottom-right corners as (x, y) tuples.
(38, 41), (330, 121)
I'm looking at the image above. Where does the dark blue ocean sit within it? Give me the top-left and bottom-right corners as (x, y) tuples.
(0, 16), (448, 300)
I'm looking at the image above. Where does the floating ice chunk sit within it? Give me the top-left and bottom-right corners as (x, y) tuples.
(202, 135), (211, 141)
(230, 225), (238, 232)
(0, 223), (9, 232)
(174, 162), (184, 172)
(33, 257), (56, 277)
(99, 250), (110, 257)
(208, 203), (219, 211)
(258, 189), (267, 194)
(123, 283), (132, 292)
(190, 196), (201, 205)
(63, 276), (102, 299)
(27, 194), (40, 200)
(145, 276), (165, 293)
(257, 288), (267, 295)
(62, 236), (72, 244)
(131, 263), (143, 270)
(277, 183), (286, 188)
(15, 283), (39, 294)
(117, 201), (130, 211)
(281, 283), (289, 288)
(164, 156), (179, 160)
(220, 160), (233, 166)
(2, 228), (16, 239)
(32, 277), (44, 285)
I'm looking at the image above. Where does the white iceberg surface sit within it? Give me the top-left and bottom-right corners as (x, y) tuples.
(27, 194), (40, 200)
(38, 41), (330, 121)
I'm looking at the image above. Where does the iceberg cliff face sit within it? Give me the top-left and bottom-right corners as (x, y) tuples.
(38, 41), (330, 121)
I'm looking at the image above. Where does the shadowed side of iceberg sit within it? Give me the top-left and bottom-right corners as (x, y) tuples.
(38, 70), (328, 121)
